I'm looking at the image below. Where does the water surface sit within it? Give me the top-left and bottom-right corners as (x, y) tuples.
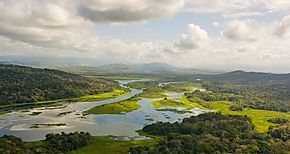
(0, 80), (210, 141)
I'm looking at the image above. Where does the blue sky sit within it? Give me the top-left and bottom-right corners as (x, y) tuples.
(93, 10), (288, 42)
(93, 12), (224, 41)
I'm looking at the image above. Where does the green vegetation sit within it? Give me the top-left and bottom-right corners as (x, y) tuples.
(156, 108), (188, 114)
(268, 123), (290, 142)
(69, 136), (159, 154)
(151, 99), (188, 108)
(193, 71), (290, 112)
(0, 64), (123, 105)
(184, 76), (290, 132)
(0, 89), (128, 114)
(0, 132), (93, 154)
(87, 97), (141, 114)
(130, 112), (288, 154)
(268, 118), (288, 124)
(75, 90), (127, 102)
(162, 82), (202, 93)
(150, 95), (207, 110)
(198, 101), (290, 132)
(128, 81), (166, 98)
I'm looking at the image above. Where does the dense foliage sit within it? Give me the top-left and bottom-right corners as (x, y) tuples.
(190, 71), (290, 112)
(0, 132), (93, 154)
(268, 123), (290, 142)
(130, 113), (287, 154)
(268, 118), (288, 124)
(0, 64), (120, 105)
(185, 81), (290, 112)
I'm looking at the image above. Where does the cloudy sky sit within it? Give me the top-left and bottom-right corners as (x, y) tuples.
(1, 0), (290, 73)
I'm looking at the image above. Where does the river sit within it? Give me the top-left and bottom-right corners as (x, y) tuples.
(0, 80), (210, 141)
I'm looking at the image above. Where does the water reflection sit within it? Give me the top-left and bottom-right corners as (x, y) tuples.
(0, 80), (210, 141)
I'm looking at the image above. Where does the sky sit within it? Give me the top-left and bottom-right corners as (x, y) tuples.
(0, 0), (290, 73)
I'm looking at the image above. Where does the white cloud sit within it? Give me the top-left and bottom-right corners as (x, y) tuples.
(174, 24), (209, 50)
(0, 0), (290, 72)
(78, 0), (184, 23)
(184, 0), (262, 15)
(160, 16), (290, 73)
(184, 0), (290, 17)
(0, 0), (98, 52)
(223, 20), (267, 42)
(276, 15), (290, 37)
(264, 0), (290, 12)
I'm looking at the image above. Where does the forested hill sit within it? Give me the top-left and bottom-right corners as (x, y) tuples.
(194, 70), (290, 84)
(0, 64), (119, 105)
(192, 70), (290, 112)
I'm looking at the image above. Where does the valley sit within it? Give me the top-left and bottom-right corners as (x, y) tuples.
(1, 64), (290, 153)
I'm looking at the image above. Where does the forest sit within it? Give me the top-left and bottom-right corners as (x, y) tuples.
(130, 112), (290, 153)
(0, 132), (93, 154)
(187, 71), (290, 112)
(0, 64), (121, 105)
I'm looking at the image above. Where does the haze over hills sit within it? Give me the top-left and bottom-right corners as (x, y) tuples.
(0, 59), (221, 75)
(45, 63), (221, 76)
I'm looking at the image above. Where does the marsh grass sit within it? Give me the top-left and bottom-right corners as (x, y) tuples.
(87, 97), (141, 114)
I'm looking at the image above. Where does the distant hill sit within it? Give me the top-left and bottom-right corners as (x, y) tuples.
(195, 70), (290, 84)
(135, 62), (174, 73)
(95, 63), (140, 73)
(193, 70), (290, 109)
(51, 63), (216, 76)
(0, 64), (119, 105)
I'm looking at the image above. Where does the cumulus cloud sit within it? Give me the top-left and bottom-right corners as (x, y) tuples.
(184, 0), (261, 15)
(223, 16), (290, 42)
(78, 0), (184, 23)
(161, 15), (290, 73)
(264, 0), (290, 12)
(276, 15), (290, 37)
(0, 0), (290, 72)
(0, 0), (98, 52)
(0, 0), (185, 55)
(223, 20), (267, 42)
(184, 0), (290, 17)
(174, 24), (209, 50)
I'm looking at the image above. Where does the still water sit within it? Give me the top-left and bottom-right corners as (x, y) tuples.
(0, 80), (210, 141)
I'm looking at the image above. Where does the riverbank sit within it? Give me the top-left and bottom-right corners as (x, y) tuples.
(0, 89), (128, 113)
(68, 136), (161, 154)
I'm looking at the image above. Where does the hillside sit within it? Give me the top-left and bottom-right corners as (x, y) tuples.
(194, 70), (290, 84)
(191, 71), (290, 112)
(130, 113), (288, 153)
(49, 63), (216, 77)
(0, 64), (120, 105)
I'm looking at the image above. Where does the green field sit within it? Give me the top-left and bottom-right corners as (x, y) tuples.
(151, 92), (290, 133)
(138, 91), (166, 99)
(162, 82), (204, 93)
(87, 97), (141, 114)
(204, 101), (290, 132)
(75, 90), (128, 102)
(69, 136), (159, 154)
(150, 96), (207, 110)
